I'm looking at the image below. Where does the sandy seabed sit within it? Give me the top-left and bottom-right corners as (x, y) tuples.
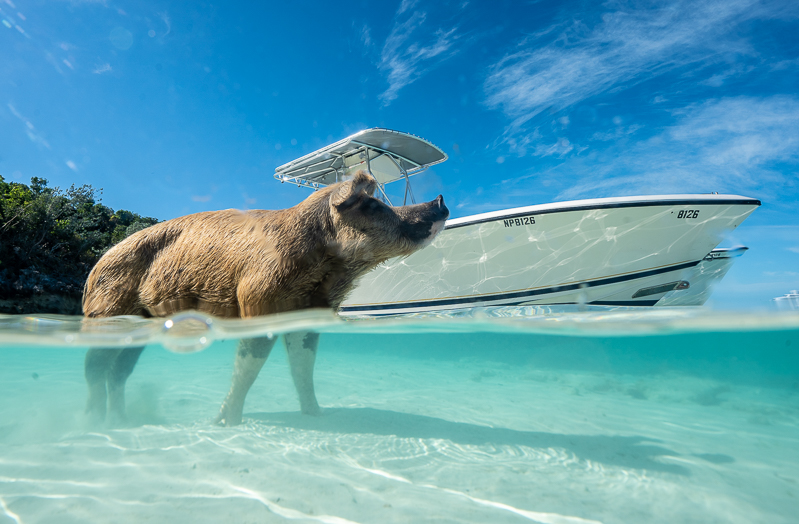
(0, 336), (797, 524)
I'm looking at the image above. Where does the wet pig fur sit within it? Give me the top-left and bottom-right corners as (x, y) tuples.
(82, 171), (449, 425)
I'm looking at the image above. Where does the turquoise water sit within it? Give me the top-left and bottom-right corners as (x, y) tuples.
(1, 308), (797, 523)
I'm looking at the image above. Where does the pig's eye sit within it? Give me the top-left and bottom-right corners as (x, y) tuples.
(360, 198), (388, 216)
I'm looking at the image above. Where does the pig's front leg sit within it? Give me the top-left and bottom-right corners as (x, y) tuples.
(215, 336), (276, 426)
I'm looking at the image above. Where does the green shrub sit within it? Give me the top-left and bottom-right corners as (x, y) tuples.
(0, 175), (159, 304)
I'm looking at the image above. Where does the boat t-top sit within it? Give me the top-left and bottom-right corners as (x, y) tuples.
(275, 128), (445, 206)
(275, 128), (760, 316)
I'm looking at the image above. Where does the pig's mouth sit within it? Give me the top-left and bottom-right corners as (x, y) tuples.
(420, 218), (447, 247)
(415, 194), (449, 247)
(398, 194), (450, 249)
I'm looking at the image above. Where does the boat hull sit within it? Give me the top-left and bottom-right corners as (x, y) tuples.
(340, 195), (760, 316)
(654, 247), (748, 307)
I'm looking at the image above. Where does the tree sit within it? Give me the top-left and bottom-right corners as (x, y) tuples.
(0, 176), (159, 314)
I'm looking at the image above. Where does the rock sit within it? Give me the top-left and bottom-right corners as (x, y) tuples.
(0, 294), (83, 315)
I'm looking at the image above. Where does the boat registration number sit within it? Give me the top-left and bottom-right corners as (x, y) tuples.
(503, 216), (536, 227)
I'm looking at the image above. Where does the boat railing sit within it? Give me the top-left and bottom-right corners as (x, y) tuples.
(273, 128), (447, 206)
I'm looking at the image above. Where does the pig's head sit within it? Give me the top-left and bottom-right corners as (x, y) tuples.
(328, 171), (449, 264)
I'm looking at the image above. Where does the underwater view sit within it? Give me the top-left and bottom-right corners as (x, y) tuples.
(1, 308), (797, 524)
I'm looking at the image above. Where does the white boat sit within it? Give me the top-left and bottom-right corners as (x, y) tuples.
(275, 129), (760, 316)
(656, 247), (749, 307)
(773, 291), (799, 310)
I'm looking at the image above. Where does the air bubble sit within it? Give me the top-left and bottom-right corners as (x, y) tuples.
(109, 27), (134, 50)
(161, 312), (214, 353)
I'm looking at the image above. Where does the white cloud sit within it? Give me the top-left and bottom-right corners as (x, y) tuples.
(377, 4), (460, 105)
(556, 95), (799, 199)
(534, 137), (574, 157)
(159, 12), (171, 36)
(770, 57), (799, 71)
(590, 124), (643, 142)
(359, 24), (372, 48)
(397, 0), (419, 15)
(7, 103), (50, 149)
(484, 0), (773, 133)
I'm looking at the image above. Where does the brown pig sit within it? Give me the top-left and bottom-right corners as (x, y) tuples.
(82, 171), (449, 425)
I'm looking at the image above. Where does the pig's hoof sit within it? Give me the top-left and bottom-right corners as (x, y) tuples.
(213, 409), (242, 427)
(301, 404), (323, 416)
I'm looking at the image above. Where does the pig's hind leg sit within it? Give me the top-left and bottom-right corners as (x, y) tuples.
(285, 331), (322, 416)
(84, 348), (119, 422)
(107, 347), (145, 420)
(84, 346), (145, 424)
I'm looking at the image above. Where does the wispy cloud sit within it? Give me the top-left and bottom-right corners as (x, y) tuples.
(556, 95), (799, 199)
(159, 11), (171, 36)
(484, 0), (773, 134)
(7, 103), (50, 149)
(770, 57), (799, 71)
(359, 23), (372, 48)
(377, 1), (460, 105)
(590, 124), (643, 142)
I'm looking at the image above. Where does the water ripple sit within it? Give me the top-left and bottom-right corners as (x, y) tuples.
(1, 308), (797, 349)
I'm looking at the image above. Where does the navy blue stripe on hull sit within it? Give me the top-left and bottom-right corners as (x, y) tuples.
(445, 199), (760, 230)
(590, 300), (660, 307)
(349, 300), (663, 316)
(340, 260), (700, 313)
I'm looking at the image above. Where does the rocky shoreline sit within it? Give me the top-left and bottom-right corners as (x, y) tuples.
(0, 294), (83, 316)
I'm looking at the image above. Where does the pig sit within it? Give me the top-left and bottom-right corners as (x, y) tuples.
(82, 171), (449, 425)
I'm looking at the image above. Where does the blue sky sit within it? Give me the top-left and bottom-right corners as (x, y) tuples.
(1, 0), (797, 308)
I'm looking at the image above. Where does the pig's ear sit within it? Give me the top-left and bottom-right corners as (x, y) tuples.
(330, 171), (377, 210)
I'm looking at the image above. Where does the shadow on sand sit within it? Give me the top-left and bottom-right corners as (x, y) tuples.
(249, 407), (690, 476)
